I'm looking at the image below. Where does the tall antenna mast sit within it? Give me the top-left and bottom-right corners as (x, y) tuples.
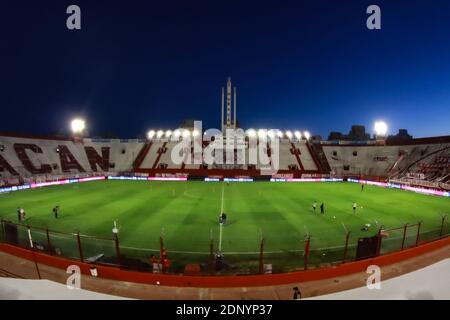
(221, 77), (237, 132)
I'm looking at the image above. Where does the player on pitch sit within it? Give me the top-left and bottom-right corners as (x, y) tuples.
(219, 212), (227, 225)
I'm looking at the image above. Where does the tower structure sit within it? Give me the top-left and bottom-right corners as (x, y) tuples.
(221, 77), (237, 132)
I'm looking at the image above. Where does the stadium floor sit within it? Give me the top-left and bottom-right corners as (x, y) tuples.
(0, 180), (448, 272)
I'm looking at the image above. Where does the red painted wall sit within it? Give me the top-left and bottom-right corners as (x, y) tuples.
(1, 237), (448, 288)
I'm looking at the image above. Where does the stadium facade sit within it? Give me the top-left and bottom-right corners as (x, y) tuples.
(0, 129), (449, 190)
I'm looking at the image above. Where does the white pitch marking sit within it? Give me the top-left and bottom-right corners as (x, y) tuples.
(219, 224), (223, 251)
(220, 182), (225, 212)
(219, 182), (225, 251)
(119, 243), (361, 255)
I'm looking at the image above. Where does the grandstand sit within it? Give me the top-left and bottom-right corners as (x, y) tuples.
(1, 132), (449, 190)
(0, 78), (448, 187)
(0, 134), (145, 186)
(322, 137), (450, 190)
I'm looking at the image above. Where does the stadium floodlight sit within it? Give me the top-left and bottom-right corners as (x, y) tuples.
(285, 130), (293, 139)
(182, 129), (191, 138)
(303, 131), (311, 140)
(257, 129), (267, 139)
(192, 129), (200, 137)
(71, 118), (85, 134)
(173, 129), (181, 138)
(165, 130), (172, 138)
(156, 130), (164, 138)
(147, 130), (156, 139)
(247, 129), (256, 138)
(267, 130), (276, 139)
(374, 121), (388, 137)
(294, 131), (302, 140)
(277, 130), (284, 138)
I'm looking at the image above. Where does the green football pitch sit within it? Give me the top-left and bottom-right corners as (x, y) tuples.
(0, 180), (448, 271)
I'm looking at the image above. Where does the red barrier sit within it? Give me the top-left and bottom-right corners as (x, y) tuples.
(1, 237), (448, 288)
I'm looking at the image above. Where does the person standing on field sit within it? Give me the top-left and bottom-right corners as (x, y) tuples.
(352, 202), (357, 213)
(320, 203), (324, 214)
(312, 201), (317, 213)
(219, 212), (227, 225)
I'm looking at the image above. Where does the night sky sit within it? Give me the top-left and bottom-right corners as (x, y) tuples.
(1, 0), (450, 138)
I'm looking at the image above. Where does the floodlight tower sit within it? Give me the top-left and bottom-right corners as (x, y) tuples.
(71, 118), (86, 142)
(303, 131), (311, 140)
(147, 130), (156, 140)
(221, 77), (237, 133)
(374, 121), (388, 143)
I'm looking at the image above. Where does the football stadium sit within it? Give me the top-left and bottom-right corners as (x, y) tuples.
(1, 1), (449, 304)
(1, 79), (449, 298)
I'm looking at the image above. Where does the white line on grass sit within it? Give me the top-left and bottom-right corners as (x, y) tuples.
(219, 182), (225, 251)
(119, 243), (360, 255)
(219, 223), (223, 252)
(220, 182), (225, 212)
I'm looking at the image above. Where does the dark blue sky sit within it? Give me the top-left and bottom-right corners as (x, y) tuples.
(1, 0), (450, 138)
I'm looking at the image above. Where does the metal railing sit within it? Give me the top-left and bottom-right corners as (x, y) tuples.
(0, 215), (448, 276)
